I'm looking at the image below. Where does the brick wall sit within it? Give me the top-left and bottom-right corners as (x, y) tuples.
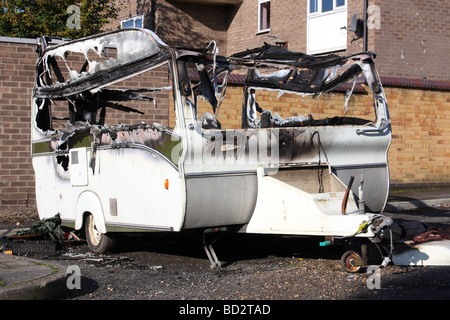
(387, 86), (450, 186)
(227, 0), (370, 57)
(155, 1), (228, 49)
(113, 0), (449, 80)
(227, 0), (267, 55)
(0, 38), (36, 213)
(112, 0), (229, 49)
(372, 0), (450, 80)
(226, 0), (449, 81)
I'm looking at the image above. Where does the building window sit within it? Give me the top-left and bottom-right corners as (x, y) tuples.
(121, 15), (144, 29)
(258, 0), (271, 33)
(309, 0), (345, 14)
(310, 0), (318, 13)
(322, 0), (334, 12)
(307, 0), (347, 54)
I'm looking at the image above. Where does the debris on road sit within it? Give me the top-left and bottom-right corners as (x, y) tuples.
(0, 214), (69, 257)
(9, 214), (65, 241)
(432, 203), (450, 209)
(0, 238), (60, 256)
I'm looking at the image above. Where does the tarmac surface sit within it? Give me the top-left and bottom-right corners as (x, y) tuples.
(1, 187), (449, 300)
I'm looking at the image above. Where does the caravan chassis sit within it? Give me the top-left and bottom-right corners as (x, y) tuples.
(31, 29), (394, 271)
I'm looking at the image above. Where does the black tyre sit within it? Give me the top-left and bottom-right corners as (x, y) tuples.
(85, 214), (116, 253)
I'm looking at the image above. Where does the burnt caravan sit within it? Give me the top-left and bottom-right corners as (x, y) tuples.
(32, 29), (393, 272)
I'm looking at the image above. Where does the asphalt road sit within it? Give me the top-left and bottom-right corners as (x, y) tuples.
(29, 206), (449, 302)
(1, 206), (449, 305)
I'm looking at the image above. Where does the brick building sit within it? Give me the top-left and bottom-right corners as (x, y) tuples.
(0, 0), (449, 213)
(115, 0), (449, 80)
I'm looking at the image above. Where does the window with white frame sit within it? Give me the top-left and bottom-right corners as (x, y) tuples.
(307, 0), (347, 54)
(121, 15), (144, 29)
(258, 0), (271, 33)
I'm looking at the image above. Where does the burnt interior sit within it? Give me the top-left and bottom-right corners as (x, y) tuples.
(33, 32), (375, 137)
(181, 43), (374, 131)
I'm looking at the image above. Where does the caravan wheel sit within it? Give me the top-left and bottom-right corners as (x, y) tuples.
(340, 250), (363, 273)
(85, 214), (116, 253)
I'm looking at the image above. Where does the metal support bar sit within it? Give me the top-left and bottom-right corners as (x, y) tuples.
(361, 244), (368, 266)
(201, 231), (223, 268)
(203, 244), (222, 269)
(342, 175), (355, 215)
(356, 118), (391, 135)
(363, 0), (368, 52)
(357, 97), (391, 135)
(358, 175), (365, 214)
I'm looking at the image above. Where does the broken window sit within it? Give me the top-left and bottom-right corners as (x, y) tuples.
(32, 29), (175, 174)
(183, 61), (243, 131)
(183, 43), (375, 133)
(33, 29), (172, 134)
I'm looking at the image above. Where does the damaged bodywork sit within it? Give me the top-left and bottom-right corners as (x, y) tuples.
(32, 28), (393, 271)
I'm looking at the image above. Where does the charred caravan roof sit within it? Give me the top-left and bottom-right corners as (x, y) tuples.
(34, 29), (171, 100)
(34, 28), (377, 101)
(229, 43), (374, 95)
